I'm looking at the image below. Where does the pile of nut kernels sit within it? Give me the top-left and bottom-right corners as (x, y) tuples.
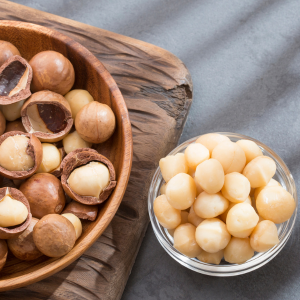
(154, 133), (296, 265)
(0, 40), (117, 271)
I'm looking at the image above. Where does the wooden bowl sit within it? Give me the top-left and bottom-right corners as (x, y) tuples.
(0, 21), (132, 291)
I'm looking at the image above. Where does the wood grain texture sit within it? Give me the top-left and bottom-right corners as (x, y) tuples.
(0, 1), (193, 299)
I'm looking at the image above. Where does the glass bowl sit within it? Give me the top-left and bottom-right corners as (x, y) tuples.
(148, 132), (297, 276)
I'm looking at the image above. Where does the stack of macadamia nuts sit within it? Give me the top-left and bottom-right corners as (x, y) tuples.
(154, 133), (296, 265)
(0, 40), (117, 271)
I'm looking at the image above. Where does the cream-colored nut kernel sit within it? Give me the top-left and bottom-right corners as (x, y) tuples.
(194, 177), (203, 196)
(242, 156), (276, 188)
(153, 194), (181, 229)
(188, 167), (195, 177)
(168, 211), (189, 237)
(254, 178), (281, 200)
(67, 161), (110, 198)
(195, 159), (224, 194)
(165, 173), (196, 210)
(174, 223), (202, 258)
(1, 100), (25, 121)
(256, 186), (295, 224)
(196, 133), (230, 155)
(62, 213), (82, 240)
(184, 143), (209, 170)
(220, 196), (251, 223)
(0, 194), (28, 227)
(236, 139), (263, 164)
(224, 237), (254, 264)
(0, 135), (34, 171)
(37, 143), (61, 173)
(197, 249), (223, 265)
(62, 131), (92, 154)
(250, 220), (279, 252)
(212, 141), (246, 174)
(188, 205), (204, 227)
(195, 218), (231, 253)
(160, 183), (167, 195)
(221, 172), (251, 203)
(194, 192), (229, 219)
(64, 89), (94, 119)
(159, 153), (188, 182)
(226, 202), (259, 238)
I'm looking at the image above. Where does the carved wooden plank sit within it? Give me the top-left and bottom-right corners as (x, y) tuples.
(0, 1), (193, 299)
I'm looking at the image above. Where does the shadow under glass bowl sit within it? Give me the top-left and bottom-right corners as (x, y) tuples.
(148, 132), (297, 277)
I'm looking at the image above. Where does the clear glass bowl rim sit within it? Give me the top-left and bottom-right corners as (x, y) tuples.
(148, 132), (298, 277)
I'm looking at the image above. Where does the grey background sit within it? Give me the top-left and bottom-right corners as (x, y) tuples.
(10, 0), (300, 299)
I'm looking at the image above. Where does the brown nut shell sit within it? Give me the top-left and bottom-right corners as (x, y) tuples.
(19, 173), (66, 219)
(7, 217), (43, 261)
(62, 201), (98, 221)
(0, 41), (20, 67)
(61, 148), (116, 205)
(0, 239), (8, 272)
(29, 51), (75, 96)
(0, 131), (43, 179)
(21, 90), (73, 142)
(0, 110), (6, 135)
(0, 55), (32, 104)
(5, 119), (25, 133)
(50, 147), (66, 177)
(33, 214), (76, 258)
(0, 187), (32, 239)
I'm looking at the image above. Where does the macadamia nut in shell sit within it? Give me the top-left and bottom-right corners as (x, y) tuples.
(0, 240), (8, 272)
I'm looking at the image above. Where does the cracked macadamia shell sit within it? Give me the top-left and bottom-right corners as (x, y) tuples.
(62, 201), (98, 221)
(61, 149), (116, 205)
(0, 110), (5, 135)
(21, 90), (73, 142)
(19, 173), (66, 219)
(0, 131), (42, 179)
(75, 101), (116, 144)
(0, 240), (8, 272)
(7, 217), (43, 261)
(0, 187), (32, 239)
(0, 55), (32, 104)
(0, 41), (20, 67)
(29, 51), (75, 95)
(33, 214), (76, 258)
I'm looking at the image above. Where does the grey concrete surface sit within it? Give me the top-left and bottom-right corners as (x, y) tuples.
(9, 0), (300, 299)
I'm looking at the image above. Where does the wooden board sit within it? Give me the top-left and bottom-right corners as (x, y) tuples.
(0, 1), (193, 299)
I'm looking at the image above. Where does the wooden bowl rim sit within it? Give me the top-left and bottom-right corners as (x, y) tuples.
(0, 20), (133, 291)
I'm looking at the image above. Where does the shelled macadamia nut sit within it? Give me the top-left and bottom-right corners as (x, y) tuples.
(7, 218), (43, 261)
(253, 178), (281, 200)
(184, 143), (209, 170)
(236, 139), (263, 164)
(0, 187), (32, 239)
(0, 240), (8, 272)
(195, 159), (224, 194)
(159, 153), (188, 182)
(250, 220), (279, 252)
(75, 102), (116, 144)
(224, 237), (254, 264)
(37, 143), (61, 173)
(226, 203), (259, 238)
(63, 131), (92, 154)
(0, 110), (5, 135)
(221, 172), (251, 203)
(0, 56), (32, 104)
(154, 195), (181, 229)
(194, 177), (204, 196)
(0, 41), (20, 67)
(33, 214), (76, 258)
(65, 89), (94, 119)
(167, 211), (189, 237)
(0, 131), (42, 179)
(165, 173), (196, 210)
(1, 99), (25, 121)
(160, 183), (167, 195)
(196, 133), (230, 155)
(188, 205), (204, 227)
(212, 141), (246, 174)
(194, 192), (229, 219)
(29, 51), (75, 95)
(195, 218), (231, 253)
(256, 186), (296, 223)
(174, 223), (202, 258)
(20, 173), (65, 219)
(5, 119), (25, 133)
(242, 156), (276, 188)
(197, 249), (224, 265)
(62, 213), (82, 240)
(62, 201), (98, 221)
(21, 90), (73, 142)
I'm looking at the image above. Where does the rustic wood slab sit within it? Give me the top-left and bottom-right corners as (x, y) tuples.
(0, 1), (193, 299)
